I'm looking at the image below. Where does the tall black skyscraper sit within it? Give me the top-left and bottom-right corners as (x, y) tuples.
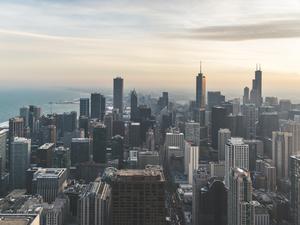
(250, 65), (263, 106)
(91, 93), (105, 120)
(80, 98), (89, 117)
(130, 90), (138, 121)
(211, 106), (227, 149)
(243, 87), (250, 104)
(196, 63), (206, 109)
(92, 124), (107, 163)
(113, 77), (124, 114)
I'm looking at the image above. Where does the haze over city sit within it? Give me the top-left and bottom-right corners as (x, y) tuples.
(0, 0), (300, 97)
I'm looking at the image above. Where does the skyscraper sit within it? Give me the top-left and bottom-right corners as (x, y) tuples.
(92, 124), (107, 163)
(80, 98), (90, 117)
(228, 168), (252, 225)
(110, 166), (166, 225)
(250, 66), (263, 106)
(242, 104), (257, 139)
(91, 93), (101, 119)
(130, 89), (138, 121)
(218, 128), (231, 161)
(282, 120), (300, 156)
(129, 122), (141, 148)
(78, 180), (111, 225)
(113, 77), (124, 114)
(10, 137), (31, 189)
(196, 65), (206, 109)
(290, 155), (300, 225)
(211, 106), (228, 149)
(243, 87), (250, 105)
(185, 121), (201, 146)
(272, 131), (292, 179)
(225, 138), (249, 187)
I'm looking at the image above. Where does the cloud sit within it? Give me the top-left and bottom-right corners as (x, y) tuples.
(181, 19), (300, 41)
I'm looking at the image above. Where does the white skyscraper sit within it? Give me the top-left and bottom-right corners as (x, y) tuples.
(228, 168), (252, 225)
(282, 120), (300, 155)
(272, 131), (292, 179)
(165, 131), (184, 157)
(187, 144), (199, 184)
(185, 121), (200, 146)
(225, 138), (249, 187)
(218, 128), (231, 161)
(10, 137), (31, 189)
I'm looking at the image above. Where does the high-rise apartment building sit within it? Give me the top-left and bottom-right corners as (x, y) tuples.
(228, 168), (252, 225)
(225, 138), (249, 187)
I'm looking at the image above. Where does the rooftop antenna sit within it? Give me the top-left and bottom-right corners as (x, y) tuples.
(200, 61), (202, 74)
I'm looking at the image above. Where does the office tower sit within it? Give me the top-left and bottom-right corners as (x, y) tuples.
(282, 120), (300, 155)
(228, 168), (252, 225)
(112, 120), (125, 137)
(251, 201), (270, 225)
(0, 215), (40, 225)
(91, 93), (106, 120)
(258, 112), (279, 138)
(218, 128), (231, 161)
(196, 65), (206, 109)
(209, 161), (225, 178)
(193, 177), (227, 225)
(104, 114), (113, 140)
(93, 124), (107, 163)
(110, 166), (166, 225)
(243, 87), (250, 104)
(113, 77), (124, 114)
(63, 111), (77, 133)
(40, 124), (57, 145)
(37, 143), (54, 167)
(100, 95), (106, 120)
(79, 116), (89, 138)
(186, 144), (199, 184)
(146, 129), (155, 150)
(129, 122), (141, 147)
(250, 66), (263, 106)
(192, 167), (210, 225)
(28, 105), (41, 136)
(272, 131), (292, 179)
(225, 138), (249, 187)
(165, 131), (185, 152)
(20, 106), (29, 127)
(53, 146), (71, 169)
(71, 138), (90, 166)
(244, 139), (263, 170)
(242, 104), (257, 139)
(91, 93), (101, 119)
(10, 137), (31, 189)
(207, 91), (225, 111)
(78, 180), (111, 225)
(211, 106), (228, 149)
(0, 130), (7, 171)
(158, 92), (169, 110)
(9, 116), (24, 139)
(111, 135), (124, 168)
(256, 159), (276, 192)
(229, 98), (241, 115)
(80, 98), (90, 117)
(130, 89), (138, 121)
(31, 168), (67, 203)
(290, 155), (300, 225)
(185, 121), (201, 146)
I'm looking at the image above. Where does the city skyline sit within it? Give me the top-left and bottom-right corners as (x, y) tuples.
(0, 0), (300, 96)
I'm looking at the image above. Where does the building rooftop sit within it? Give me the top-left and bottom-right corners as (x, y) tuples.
(0, 214), (39, 225)
(33, 168), (67, 179)
(113, 167), (165, 182)
(12, 137), (30, 143)
(38, 143), (54, 150)
(227, 137), (245, 145)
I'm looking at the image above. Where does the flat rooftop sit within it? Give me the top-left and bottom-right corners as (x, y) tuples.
(114, 167), (165, 182)
(0, 214), (38, 225)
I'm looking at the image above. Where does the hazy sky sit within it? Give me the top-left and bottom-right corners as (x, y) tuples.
(1, 0), (300, 98)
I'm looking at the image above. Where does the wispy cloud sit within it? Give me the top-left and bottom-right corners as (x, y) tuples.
(180, 19), (300, 41)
